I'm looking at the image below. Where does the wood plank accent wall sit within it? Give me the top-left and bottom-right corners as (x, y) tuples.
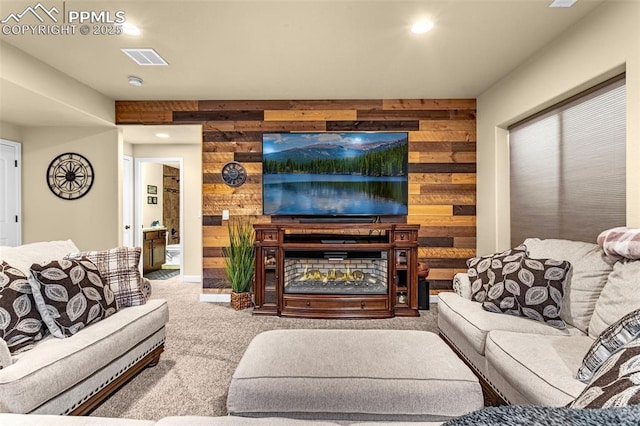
(116, 99), (476, 292)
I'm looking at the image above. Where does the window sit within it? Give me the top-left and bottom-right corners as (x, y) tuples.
(509, 75), (626, 245)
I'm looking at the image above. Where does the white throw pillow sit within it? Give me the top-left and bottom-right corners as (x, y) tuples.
(524, 238), (615, 334)
(0, 240), (80, 276)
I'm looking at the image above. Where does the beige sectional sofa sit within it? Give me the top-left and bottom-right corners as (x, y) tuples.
(0, 241), (169, 415)
(438, 237), (640, 406)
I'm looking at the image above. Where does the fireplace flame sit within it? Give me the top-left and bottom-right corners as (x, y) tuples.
(298, 267), (368, 283)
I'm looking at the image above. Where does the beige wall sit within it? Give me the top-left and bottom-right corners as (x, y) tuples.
(476, 1), (640, 255)
(141, 162), (164, 228)
(132, 144), (202, 279)
(0, 121), (22, 142)
(123, 142), (134, 157)
(0, 40), (113, 126)
(21, 127), (120, 250)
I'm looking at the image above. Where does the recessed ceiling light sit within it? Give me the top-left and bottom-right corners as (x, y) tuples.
(411, 20), (434, 34)
(121, 48), (168, 66)
(128, 76), (143, 87)
(122, 23), (141, 36)
(155, 133), (170, 139)
(549, 0), (577, 7)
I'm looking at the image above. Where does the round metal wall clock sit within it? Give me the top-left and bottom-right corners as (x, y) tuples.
(46, 152), (94, 200)
(221, 161), (247, 187)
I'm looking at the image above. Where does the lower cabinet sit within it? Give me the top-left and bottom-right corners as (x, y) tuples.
(282, 294), (390, 318)
(143, 229), (166, 274)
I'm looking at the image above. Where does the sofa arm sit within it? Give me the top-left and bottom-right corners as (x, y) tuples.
(0, 338), (12, 369)
(141, 277), (152, 302)
(453, 272), (472, 299)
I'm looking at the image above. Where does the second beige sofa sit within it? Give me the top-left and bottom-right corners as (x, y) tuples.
(438, 237), (640, 406)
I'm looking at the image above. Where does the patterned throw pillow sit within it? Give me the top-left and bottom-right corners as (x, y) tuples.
(28, 259), (118, 338)
(466, 245), (527, 303)
(0, 261), (46, 353)
(481, 254), (571, 329)
(66, 247), (148, 307)
(577, 309), (640, 383)
(571, 339), (640, 408)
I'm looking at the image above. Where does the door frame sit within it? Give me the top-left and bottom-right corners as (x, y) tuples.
(0, 139), (22, 246)
(122, 155), (134, 247)
(134, 157), (184, 277)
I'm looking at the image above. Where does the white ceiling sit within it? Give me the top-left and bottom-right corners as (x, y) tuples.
(0, 0), (606, 130)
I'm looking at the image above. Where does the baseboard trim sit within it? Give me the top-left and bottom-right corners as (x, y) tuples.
(430, 295), (438, 304)
(200, 293), (230, 303)
(182, 275), (201, 283)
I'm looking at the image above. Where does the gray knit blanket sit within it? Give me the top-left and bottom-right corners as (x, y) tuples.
(443, 405), (640, 426)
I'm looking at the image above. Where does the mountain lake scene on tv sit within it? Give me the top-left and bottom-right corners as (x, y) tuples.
(262, 133), (409, 216)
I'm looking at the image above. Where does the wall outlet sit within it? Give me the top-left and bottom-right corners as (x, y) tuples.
(222, 210), (230, 220)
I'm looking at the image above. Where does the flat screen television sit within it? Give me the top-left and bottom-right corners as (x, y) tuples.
(262, 132), (408, 217)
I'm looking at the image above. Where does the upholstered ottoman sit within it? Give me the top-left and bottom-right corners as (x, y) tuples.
(227, 329), (483, 422)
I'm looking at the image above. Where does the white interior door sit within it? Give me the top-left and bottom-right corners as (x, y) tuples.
(0, 140), (21, 246)
(122, 155), (134, 246)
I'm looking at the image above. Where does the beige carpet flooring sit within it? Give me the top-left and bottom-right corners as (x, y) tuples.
(90, 277), (439, 421)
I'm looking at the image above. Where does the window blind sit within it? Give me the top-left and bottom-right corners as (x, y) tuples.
(509, 76), (626, 246)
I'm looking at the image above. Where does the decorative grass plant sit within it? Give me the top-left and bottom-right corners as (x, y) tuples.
(223, 218), (255, 310)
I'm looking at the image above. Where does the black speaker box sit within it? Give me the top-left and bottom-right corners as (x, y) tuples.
(418, 278), (429, 310)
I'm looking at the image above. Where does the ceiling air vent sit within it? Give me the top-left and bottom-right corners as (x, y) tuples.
(121, 48), (168, 66)
(549, 0), (577, 7)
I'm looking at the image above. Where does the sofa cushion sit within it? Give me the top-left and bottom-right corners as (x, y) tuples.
(589, 261), (640, 338)
(485, 330), (592, 406)
(0, 240), (80, 276)
(466, 245), (527, 303)
(481, 254), (570, 329)
(571, 339), (640, 408)
(0, 299), (168, 414)
(577, 308), (640, 383)
(524, 238), (614, 334)
(0, 338), (11, 369)
(66, 247), (148, 307)
(28, 259), (118, 338)
(0, 262), (46, 353)
(437, 292), (583, 356)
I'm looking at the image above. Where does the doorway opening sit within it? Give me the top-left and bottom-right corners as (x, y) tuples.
(135, 157), (184, 280)
(121, 124), (201, 283)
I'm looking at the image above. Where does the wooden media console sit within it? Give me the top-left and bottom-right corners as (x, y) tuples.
(253, 223), (420, 319)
